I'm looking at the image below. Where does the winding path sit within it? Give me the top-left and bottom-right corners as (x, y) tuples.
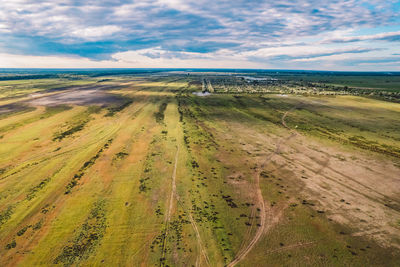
(227, 169), (266, 267)
(227, 104), (301, 267)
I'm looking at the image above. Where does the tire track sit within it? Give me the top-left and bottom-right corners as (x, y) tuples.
(228, 104), (301, 267)
(186, 208), (210, 267)
(160, 146), (179, 266)
(160, 144), (210, 267)
(265, 241), (315, 254)
(227, 170), (266, 267)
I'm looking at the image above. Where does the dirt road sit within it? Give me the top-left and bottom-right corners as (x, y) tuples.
(227, 105), (300, 267)
(160, 146), (179, 266)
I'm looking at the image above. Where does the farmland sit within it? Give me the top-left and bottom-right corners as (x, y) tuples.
(0, 70), (399, 266)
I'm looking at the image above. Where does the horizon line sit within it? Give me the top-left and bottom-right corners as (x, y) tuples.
(1, 68), (400, 73)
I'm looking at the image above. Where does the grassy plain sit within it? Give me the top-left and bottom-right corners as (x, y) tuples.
(0, 72), (399, 266)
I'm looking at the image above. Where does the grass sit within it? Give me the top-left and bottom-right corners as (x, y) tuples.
(54, 200), (107, 266)
(65, 138), (113, 194)
(0, 78), (97, 99)
(277, 73), (400, 91)
(0, 74), (399, 266)
(0, 105), (71, 135)
(26, 177), (51, 200)
(104, 98), (133, 117)
(154, 101), (168, 123)
(52, 106), (100, 141)
(0, 206), (14, 227)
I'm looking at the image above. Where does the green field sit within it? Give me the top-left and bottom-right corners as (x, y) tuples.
(0, 72), (399, 266)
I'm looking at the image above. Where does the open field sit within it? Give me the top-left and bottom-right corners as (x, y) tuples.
(0, 71), (399, 266)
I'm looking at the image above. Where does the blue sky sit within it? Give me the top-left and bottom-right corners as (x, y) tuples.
(0, 0), (399, 70)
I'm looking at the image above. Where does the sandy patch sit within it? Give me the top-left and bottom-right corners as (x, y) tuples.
(28, 89), (123, 106)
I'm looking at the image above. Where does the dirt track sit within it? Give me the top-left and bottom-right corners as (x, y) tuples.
(171, 143), (210, 267)
(187, 210), (210, 267)
(160, 146), (179, 266)
(227, 106), (300, 267)
(161, 145), (210, 266)
(227, 169), (267, 267)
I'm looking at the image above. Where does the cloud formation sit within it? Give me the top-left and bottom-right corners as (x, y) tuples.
(323, 31), (400, 43)
(0, 0), (399, 70)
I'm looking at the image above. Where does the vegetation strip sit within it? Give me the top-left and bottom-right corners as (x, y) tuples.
(65, 138), (113, 194)
(105, 98), (133, 117)
(53, 106), (100, 141)
(154, 102), (168, 124)
(54, 200), (107, 265)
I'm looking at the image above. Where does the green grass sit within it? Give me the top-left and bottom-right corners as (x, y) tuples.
(0, 105), (71, 135)
(0, 78), (98, 99)
(65, 138), (113, 194)
(104, 98), (134, 117)
(0, 75), (399, 266)
(52, 106), (100, 141)
(154, 101), (168, 123)
(277, 74), (400, 91)
(54, 200), (107, 265)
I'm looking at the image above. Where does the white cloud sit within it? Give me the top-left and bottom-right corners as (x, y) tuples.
(0, 23), (10, 33)
(239, 45), (377, 59)
(111, 47), (263, 68)
(0, 0), (396, 44)
(0, 0), (399, 70)
(323, 31), (400, 43)
(69, 25), (123, 40)
(1, 46), (398, 71)
(0, 49), (264, 69)
(0, 53), (128, 68)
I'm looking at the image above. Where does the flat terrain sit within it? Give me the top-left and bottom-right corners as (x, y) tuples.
(0, 72), (399, 266)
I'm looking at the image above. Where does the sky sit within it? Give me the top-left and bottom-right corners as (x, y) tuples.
(0, 0), (399, 70)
